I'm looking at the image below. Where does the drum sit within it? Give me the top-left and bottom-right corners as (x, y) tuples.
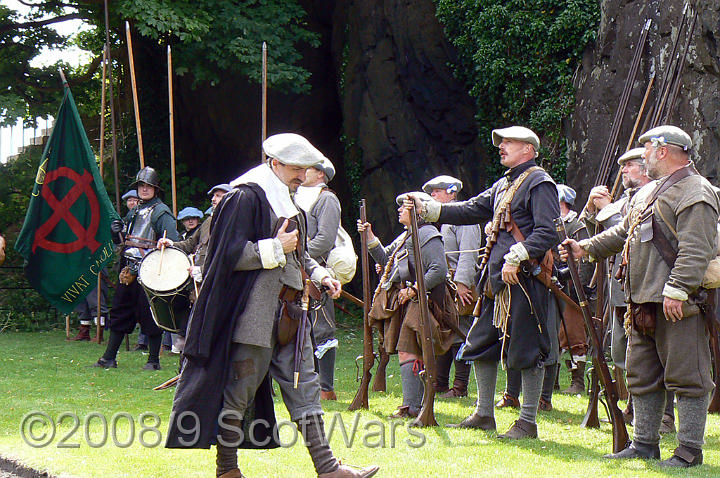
(137, 247), (192, 333)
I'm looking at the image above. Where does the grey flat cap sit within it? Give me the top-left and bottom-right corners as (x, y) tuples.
(313, 157), (335, 181)
(557, 184), (576, 205)
(491, 126), (540, 150)
(177, 207), (204, 220)
(207, 183), (232, 195)
(396, 191), (433, 206)
(638, 125), (692, 151)
(617, 147), (645, 165)
(422, 175), (463, 194)
(263, 133), (326, 167)
(122, 190), (138, 201)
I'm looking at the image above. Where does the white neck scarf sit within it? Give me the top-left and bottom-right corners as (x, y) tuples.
(230, 163), (299, 218)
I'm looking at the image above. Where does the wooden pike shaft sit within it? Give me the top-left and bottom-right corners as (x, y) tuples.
(126, 21), (145, 168)
(168, 45), (177, 216)
(99, 47), (107, 178)
(261, 42), (267, 163)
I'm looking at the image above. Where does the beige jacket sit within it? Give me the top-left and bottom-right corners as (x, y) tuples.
(583, 173), (719, 304)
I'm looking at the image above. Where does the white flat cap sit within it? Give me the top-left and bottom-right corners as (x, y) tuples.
(638, 125), (692, 151)
(263, 133), (326, 167)
(491, 126), (540, 151)
(396, 191), (433, 206)
(422, 175), (463, 194)
(617, 147), (645, 165)
(313, 157), (336, 181)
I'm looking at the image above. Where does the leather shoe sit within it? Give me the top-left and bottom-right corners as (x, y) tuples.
(142, 361), (161, 371)
(603, 441), (660, 460)
(321, 390), (337, 401)
(445, 413), (496, 430)
(440, 387), (468, 398)
(538, 398), (553, 411)
(659, 446), (703, 468)
(498, 419), (538, 439)
(318, 464), (379, 478)
(131, 343), (148, 351)
(91, 357), (117, 369)
(389, 405), (418, 419)
(217, 469), (244, 478)
(495, 392), (520, 408)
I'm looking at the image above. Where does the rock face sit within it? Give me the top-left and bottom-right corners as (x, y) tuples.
(567, 0), (720, 202)
(152, 0), (483, 240)
(332, 0), (484, 234)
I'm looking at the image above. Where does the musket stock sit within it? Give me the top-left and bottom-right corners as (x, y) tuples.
(409, 205), (437, 427)
(556, 218), (629, 453)
(371, 346), (389, 392)
(349, 199), (375, 410)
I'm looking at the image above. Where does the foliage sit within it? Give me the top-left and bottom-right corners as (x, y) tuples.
(434, 0), (600, 185)
(0, 0), (319, 128)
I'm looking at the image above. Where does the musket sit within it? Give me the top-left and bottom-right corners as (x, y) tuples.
(708, 322), (720, 413)
(294, 279), (311, 388)
(556, 218), (629, 453)
(409, 204), (438, 427)
(340, 289), (363, 307)
(349, 199), (374, 410)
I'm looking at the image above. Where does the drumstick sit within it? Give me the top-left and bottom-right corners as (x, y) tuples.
(190, 254), (200, 298)
(158, 230), (167, 275)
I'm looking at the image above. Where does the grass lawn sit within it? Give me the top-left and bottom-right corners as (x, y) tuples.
(1, 325), (719, 477)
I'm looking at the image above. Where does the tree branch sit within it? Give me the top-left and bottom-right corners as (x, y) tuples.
(0, 13), (83, 34)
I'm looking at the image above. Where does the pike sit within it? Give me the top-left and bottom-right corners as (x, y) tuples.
(409, 202), (437, 427)
(168, 45), (178, 216)
(125, 21), (145, 169)
(349, 199), (374, 410)
(556, 218), (629, 453)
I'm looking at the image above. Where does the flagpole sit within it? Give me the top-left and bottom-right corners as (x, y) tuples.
(58, 68), (68, 87)
(126, 21), (145, 169)
(94, 48), (108, 344)
(103, 0), (121, 214)
(168, 45), (177, 216)
(261, 42), (267, 163)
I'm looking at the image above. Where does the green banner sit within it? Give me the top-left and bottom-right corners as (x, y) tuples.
(15, 85), (120, 314)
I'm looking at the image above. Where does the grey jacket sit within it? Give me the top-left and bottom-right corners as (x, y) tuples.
(232, 209), (330, 347)
(305, 186), (341, 262)
(442, 223), (481, 287)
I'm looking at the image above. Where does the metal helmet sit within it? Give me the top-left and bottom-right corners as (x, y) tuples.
(132, 166), (162, 190)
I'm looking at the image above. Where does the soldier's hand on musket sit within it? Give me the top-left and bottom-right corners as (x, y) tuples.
(398, 286), (416, 305)
(276, 219), (299, 253)
(456, 282), (474, 306)
(560, 238), (587, 261)
(157, 237), (174, 249)
(501, 263), (520, 285)
(663, 297), (684, 323)
(403, 196), (423, 215)
(321, 276), (342, 299)
(356, 219), (377, 242)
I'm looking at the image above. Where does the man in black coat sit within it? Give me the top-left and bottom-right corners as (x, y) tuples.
(166, 133), (378, 478)
(412, 126), (560, 439)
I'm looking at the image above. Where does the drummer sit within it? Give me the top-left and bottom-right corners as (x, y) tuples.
(92, 167), (179, 371)
(157, 183), (232, 356)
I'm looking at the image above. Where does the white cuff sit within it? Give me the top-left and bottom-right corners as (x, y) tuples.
(503, 242), (529, 266)
(258, 238), (286, 269)
(367, 237), (381, 249)
(577, 239), (596, 262)
(311, 266), (331, 284)
(663, 283), (689, 301)
(422, 199), (442, 223)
